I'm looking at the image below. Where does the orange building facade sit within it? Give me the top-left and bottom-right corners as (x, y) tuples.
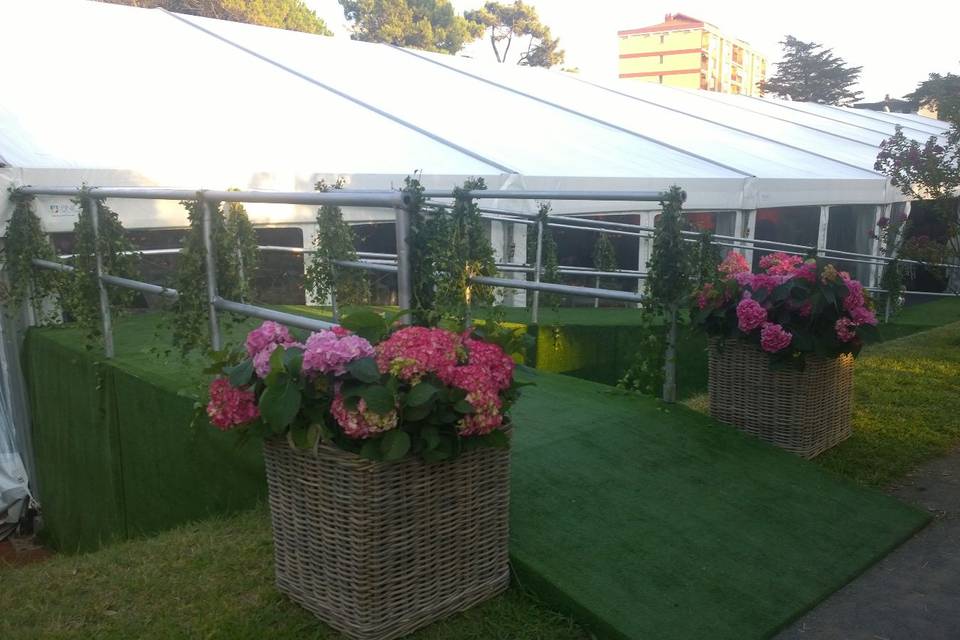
(618, 13), (767, 96)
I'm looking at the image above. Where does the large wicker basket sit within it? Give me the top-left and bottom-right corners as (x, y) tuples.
(707, 339), (854, 458)
(262, 434), (511, 640)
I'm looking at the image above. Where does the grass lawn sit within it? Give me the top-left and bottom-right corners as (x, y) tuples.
(0, 507), (586, 640)
(685, 317), (960, 487)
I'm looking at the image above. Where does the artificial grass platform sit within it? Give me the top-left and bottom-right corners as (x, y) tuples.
(22, 311), (930, 639)
(507, 370), (927, 640)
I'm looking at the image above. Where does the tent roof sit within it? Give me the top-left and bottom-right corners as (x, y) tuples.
(0, 0), (953, 212)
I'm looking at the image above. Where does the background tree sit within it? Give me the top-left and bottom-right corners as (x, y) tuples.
(465, 1), (564, 68)
(98, 0), (331, 34)
(762, 36), (862, 106)
(905, 71), (960, 122)
(339, 0), (482, 54)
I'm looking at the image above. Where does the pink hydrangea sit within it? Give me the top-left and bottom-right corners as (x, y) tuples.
(206, 378), (259, 430)
(759, 322), (792, 353)
(849, 306), (878, 326)
(302, 330), (374, 376)
(253, 343), (280, 379)
(375, 326), (464, 383)
(736, 298), (768, 332)
(759, 252), (803, 275)
(245, 321), (294, 358)
(835, 318), (857, 343)
(733, 272), (789, 292)
(330, 388), (398, 439)
(797, 301), (813, 317)
(794, 261), (817, 283)
(841, 276), (866, 311)
(441, 364), (505, 436)
(460, 338), (514, 391)
(719, 252), (750, 278)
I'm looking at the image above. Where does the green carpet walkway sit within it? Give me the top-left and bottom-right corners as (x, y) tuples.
(509, 370), (927, 640)
(21, 313), (929, 640)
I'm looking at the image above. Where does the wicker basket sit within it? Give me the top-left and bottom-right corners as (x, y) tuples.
(262, 434), (511, 640)
(708, 339), (854, 458)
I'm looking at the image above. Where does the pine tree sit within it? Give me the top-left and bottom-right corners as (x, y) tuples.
(762, 36), (863, 106)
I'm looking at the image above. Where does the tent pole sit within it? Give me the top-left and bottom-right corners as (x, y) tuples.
(394, 205), (411, 324)
(201, 197), (222, 351)
(531, 219), (543, 324)
(89, 197), (115, 358)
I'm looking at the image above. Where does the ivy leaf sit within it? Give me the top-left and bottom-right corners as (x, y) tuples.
(259, 379), (301, 431)
(347, 357), (380, 383)
(226, 359), (254, 388)
(359, 385), (395, 414)
(406, 382), (438, 407)
(380, 430), (411, 461)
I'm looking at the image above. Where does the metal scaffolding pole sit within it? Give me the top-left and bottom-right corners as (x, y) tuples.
(88, 197), (115, 358)
(531, 219), (543, 324)
(201, 198), (222, 351)
(394, 205), (412, 322)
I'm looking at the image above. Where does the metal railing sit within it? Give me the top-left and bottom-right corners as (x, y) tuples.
(21, 185), (676, 356)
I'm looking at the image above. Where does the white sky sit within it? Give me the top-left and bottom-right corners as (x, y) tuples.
(304, 0), (960, 102)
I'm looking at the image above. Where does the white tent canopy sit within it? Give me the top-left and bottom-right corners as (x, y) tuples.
(1, 0), (954, 230)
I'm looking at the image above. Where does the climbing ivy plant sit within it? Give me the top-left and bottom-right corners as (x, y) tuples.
(0, 189), (64, 324)
(408, 177), (497, 327)
(591, 232), (618, 292)
(618, 186), (691, 402)
(168, 197), (256, 355)
(526, 202), (560, 308)
(62, 190), (140, 348)
(304, 178), (368, 315)
(692, 229), (721, 287)
(224, 201), (259, 303)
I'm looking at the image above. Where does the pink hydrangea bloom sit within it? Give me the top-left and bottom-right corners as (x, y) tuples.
(759, 252), (803, 275)
(375, 326), (464, 383)
(849, 306), (878, 326)
(835, 318), (857, 343)
(794, 261), (817, 283)
(253, 343), (279, 379)
(460, 338), (514, 391)
(736, 298), (768, 332)
(797, 301), (813, 317)
(302, 330), (374, 376)
(719, 252), (750, 278)
(441, 364), (505, 436)
(330, 388), (398, 439)
(245, 321), (294, 358)
(759, 322), (792, 353)
(841, 276), (866, 312)
(206, 378), (259, 430)
(733, 272), (789, 292)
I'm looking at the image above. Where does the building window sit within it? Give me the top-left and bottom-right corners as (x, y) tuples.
(659, 55), (664, 64)
(658, 75), (663, 84)
(659, 34), (665, 44)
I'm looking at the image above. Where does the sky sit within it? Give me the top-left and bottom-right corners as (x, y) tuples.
(304, 0), (960, 102)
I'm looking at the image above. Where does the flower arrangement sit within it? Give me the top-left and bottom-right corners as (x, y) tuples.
(205, 311), (520, 461)
(692, 252), (881, 365)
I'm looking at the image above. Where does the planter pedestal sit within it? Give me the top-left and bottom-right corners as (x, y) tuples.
(263, 436), (511, 640)
(708, 340), (853, 458)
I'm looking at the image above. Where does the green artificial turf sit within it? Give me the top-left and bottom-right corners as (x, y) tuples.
(892, 296), (960, 327)
(508, 370), (927, 640)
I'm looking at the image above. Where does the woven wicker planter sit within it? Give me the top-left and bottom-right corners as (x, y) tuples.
(707, 339), (854, 458)
(262, 435), (511, 640)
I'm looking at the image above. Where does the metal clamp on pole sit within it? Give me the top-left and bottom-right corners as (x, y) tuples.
(201, 195), (222, 351)
(88, 197), (115, 358)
